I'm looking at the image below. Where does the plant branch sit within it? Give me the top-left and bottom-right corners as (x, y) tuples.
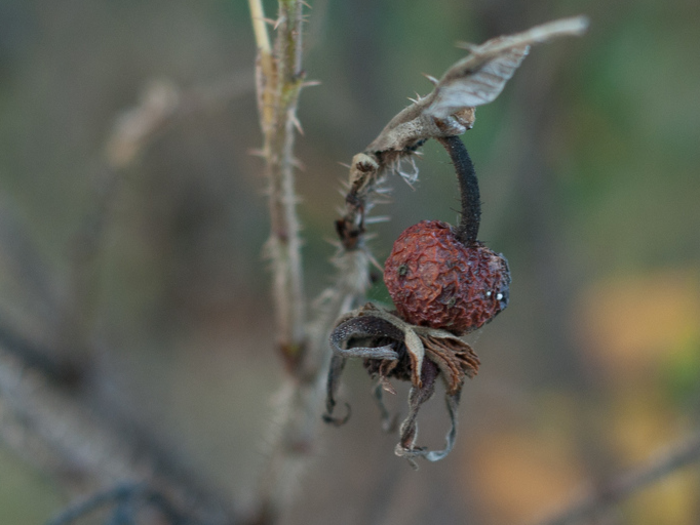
(105, 72), (254, 169)
(252, 0), (308, 369)
(527, 430), (700, 525)
(246, 2), (327, 524)
(0, 343), (233, 525)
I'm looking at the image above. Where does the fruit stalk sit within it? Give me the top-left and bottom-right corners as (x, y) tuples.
(438, 136), (481, 245)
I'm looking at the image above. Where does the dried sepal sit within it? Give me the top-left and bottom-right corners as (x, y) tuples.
(393, 360), (462, 468)
(330, 313), (402, 361)
(323, 354), (349, 426)
(420, 333), (480, 395)
(331, 304), (426, 386)
(395, 387), (461, 468)
(394, 359), (439, 469)
(323, 304), (479, 465)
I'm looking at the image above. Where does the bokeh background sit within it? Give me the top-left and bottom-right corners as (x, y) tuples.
(0, 0), (699, 524)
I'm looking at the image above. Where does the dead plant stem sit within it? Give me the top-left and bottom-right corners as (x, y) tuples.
(248, 1), (318, 523)
(251, 0), (307, 366)
(528, 430), (700, 525)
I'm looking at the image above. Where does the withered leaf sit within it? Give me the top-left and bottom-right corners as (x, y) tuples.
(366, 16), (588, 156)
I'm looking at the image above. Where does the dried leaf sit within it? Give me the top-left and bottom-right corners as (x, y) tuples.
(365, 16), (588, 156)
(426, 47), (529, 118)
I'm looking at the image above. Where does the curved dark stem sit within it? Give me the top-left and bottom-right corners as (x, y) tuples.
(438, 136), (481, 245)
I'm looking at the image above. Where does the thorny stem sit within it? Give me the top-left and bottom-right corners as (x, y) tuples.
(438, 136), (481, 245)
(248, 1), (326, 524)
(252, 0), (308, 368)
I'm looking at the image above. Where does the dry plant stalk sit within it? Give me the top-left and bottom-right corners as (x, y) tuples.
(247, 1), (323, 523)
(250, 0), (308, 369)
(528, 430), (700, 525)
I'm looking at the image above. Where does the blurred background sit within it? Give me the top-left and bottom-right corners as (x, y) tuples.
(0, 0), (699, 523)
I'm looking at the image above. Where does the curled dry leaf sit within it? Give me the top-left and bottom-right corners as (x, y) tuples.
(367, 15), (589, 156)
(324, 304), (479, 465)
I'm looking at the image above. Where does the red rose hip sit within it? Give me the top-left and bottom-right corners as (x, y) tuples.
(384, 220), (510, 334)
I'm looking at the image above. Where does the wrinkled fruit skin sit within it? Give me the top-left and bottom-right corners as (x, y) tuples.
(384, 220), (510, 335)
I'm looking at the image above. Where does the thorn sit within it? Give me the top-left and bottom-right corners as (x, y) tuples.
(422, 73), (439, 85)
(290, 114), (304, 135)
(365, 216), (391, 225)
(301, 80), (322, 88)
(337, 161), (351, 169)
(273, 16), (285, 30)
(262, 17), (277, 26)
(401, 177), (416, 190)
(407, 96), (419, 104)
(248, 148), (266, 158)
(455, 41), (479, 53)
(290, 157), (306, 171)
(326, 238), (341, 249)
(380, 376), (397, 395)
(300, 0), (311, 8)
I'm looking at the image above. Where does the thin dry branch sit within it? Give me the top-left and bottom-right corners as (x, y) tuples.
(247, 2), (324, 523)
(106, 72), (254, 169)
(0, 345), (233, 525)
(528, 430), (700, 525)
(252, 0), (308, 369)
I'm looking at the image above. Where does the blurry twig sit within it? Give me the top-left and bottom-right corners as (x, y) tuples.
(45, 482), (193, 525)
(0, 344), (234, 524)
(528, 431), (700, 525)
(63, 71), (254, 359)
(0, 71), (254, 525)
(0, 319), (81, 385)
(46, 483), (144, 525)
(105, 72), (253, 169)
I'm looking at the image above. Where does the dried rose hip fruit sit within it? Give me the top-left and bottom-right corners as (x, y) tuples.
(384, 219), (509, 334)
